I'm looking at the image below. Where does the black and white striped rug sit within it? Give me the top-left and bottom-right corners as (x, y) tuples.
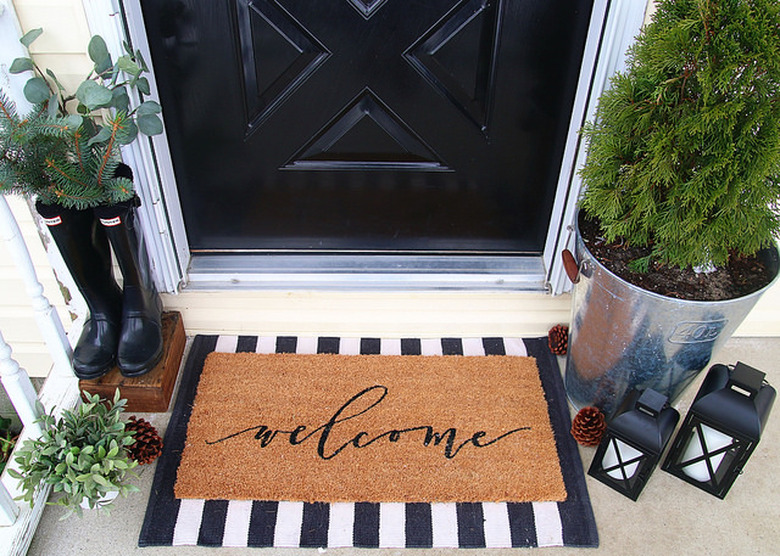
(139, 335), (598, 548)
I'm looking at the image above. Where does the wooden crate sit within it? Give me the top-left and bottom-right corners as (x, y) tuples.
(80, 311), (185, 412)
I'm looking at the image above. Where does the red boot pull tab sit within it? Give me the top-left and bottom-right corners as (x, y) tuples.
(562, 249), (580, 283)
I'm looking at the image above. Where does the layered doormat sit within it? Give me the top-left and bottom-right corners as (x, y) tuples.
(139, 336), (598, 548)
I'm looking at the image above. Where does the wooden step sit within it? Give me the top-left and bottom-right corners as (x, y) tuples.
(80, 311), (185, 412)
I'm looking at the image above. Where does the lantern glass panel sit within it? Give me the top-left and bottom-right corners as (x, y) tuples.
(588, 388), (679, 500)
(602, 438), (643, 480)
(662, 362), (774, 499)
(588, 433), (656, 500)
(679, 423), (738, 483)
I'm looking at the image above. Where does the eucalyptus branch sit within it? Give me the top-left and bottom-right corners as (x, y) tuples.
(1, 28), (163, 208)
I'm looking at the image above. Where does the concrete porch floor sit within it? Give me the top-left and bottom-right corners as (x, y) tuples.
(26, 337), (780, 555)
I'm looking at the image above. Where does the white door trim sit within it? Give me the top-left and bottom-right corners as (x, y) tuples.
(545, 0), (648, 294)
(83, 0), (189, 293)
(91, 0), (647, 293)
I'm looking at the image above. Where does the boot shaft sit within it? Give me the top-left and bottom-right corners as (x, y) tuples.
(94, 196), (164, 376)
(35, 201), (122, 317)
(93, 198), (157, 292)
(36, 201), (123, 379)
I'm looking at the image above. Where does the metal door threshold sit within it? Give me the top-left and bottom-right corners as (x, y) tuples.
(184, 254), (549, 291)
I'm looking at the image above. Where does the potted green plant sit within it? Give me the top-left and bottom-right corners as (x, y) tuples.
(564, 0), (780, 417)
(1, 29), (165, 380)
(0, 415), (20, 473)
(8, 390), (139, 518)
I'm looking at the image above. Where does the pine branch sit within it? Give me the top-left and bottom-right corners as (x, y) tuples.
(96, 118), (121, 189)
(0, 93), (20, 131)
(44, 158), (90, 191)
(73, 130), (87, 173)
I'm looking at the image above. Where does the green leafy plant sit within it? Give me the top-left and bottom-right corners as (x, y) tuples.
(0, 29), (162, 209)
(579, 0), (780, 270)
(0, 415), (19, 474)
(8, 390), (139, 518)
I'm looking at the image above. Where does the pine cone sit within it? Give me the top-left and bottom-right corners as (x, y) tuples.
(548, 324), (569, 355)
(126, 416), (164, 464)
(571, 406), (607, 447)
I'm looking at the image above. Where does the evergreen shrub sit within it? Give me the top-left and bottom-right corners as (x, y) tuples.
(580, 0), (780, 270)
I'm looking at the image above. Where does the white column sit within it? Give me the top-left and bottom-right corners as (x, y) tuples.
(0, 1), (79, 545)
(0, 198), (48, 530)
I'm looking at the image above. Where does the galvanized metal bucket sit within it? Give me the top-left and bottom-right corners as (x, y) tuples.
(564, 218), (779, 419)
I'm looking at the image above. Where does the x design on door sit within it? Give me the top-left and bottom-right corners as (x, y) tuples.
(141, 0), (593, 254)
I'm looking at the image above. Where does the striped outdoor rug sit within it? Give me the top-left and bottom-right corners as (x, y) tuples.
(138, 335), (598, 548)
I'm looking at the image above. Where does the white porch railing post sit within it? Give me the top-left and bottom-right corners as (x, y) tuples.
(0, 480), (18, 527)
(0, 332), (41, 436)
(0, 1), (82, 548)
(0, 332), (38, 526)
(0, 197), (73, 376)
(0, 196), (77, 538)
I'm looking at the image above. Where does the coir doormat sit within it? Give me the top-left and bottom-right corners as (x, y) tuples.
(139, 336), (598, 548)
(176, 352), (565, 503)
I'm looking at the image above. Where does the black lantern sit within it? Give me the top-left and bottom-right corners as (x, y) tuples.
(661, 362), (775, 499)
(588, 388), (679, 500)
(588, 389), (680, 500)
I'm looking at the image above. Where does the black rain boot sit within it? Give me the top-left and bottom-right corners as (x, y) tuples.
(93, 169), (163, 377)
(35, 202), (122, 379)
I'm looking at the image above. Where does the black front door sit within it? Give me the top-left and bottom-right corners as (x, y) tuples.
(141, 0), (593, 253)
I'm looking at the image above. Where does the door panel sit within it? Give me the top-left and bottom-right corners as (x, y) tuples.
(141, 0), (593, 253)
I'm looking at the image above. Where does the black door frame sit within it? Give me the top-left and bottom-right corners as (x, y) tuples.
(99, 0), (647, 293)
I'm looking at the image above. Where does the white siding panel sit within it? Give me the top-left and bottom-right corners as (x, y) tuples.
(161, 286), (780, 338)
(737, 280), (780, 336)
(13, 0), (91, 54)
(22, 53), (93, 95)
(160, 291), (574, 338)
(12, 0), (93, 93)
(0, 198), (72, 378)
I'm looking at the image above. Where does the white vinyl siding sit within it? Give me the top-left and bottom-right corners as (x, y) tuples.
(11, 0), (93, 93)
(0, 197), (73, 377)
(158, 290), (574, 339)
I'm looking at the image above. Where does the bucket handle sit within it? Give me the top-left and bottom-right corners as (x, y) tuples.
(562, 249), (581, 283)
(563, 249), (593, 283)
